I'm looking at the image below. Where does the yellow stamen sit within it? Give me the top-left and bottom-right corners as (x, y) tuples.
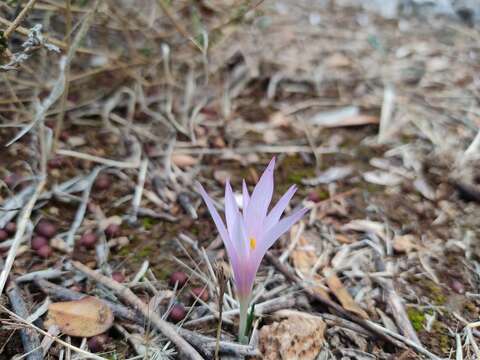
(249, 237), (256, 250)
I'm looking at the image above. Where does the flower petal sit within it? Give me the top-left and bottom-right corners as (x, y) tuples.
(224, 181), (238, 237)
(230, 209), (252, 296)
(197, 182), (228, 242)
(257, 207), (308, 259)
(264, 185), (297, 232)
(225, 180), (248, 258)
(245, 157), (275, 239)
(242, 180), (250, 220)
(197, 182), (240, 278)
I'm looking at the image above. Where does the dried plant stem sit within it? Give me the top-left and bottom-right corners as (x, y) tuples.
(53, 0), (72, 151)
(71, 261), (204, 360)
(6, 281), (43, 360)
(155, 0), (203, 52)
(0, 178), (45, 295)
(4, 0), (39, 39)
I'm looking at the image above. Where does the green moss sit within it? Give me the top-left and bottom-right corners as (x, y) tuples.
(282, 155), (315, 185)
(411, 278), (447, 306)
(117, 247), (131, 257)
(425, 281), (446, 305)
(136, 245), (153, 259)
(407, 308), (426, 331)
(141, 217), (156, 230)
(139, 48), (153, 57)
(432, 322), (451, 354)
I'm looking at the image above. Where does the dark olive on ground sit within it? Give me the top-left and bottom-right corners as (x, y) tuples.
(5, 222), (16, 235)
(37, 245), (53, 258)
(168, 303), (186, 323)
(80, 232), (97, 248)
(105, 223), (121, 238)
(190, 287), (209, 303)
(87, 334), (110, 353)
(169, 271), (188, 288)
(36, 221), (57, 239)
(0, 230), (8, 241)
(31, 236), (48, 250)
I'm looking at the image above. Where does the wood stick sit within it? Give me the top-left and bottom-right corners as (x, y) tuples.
(178, 328), (259, 358)
(6, 281), (43, 360)
(4, 0), (39, 38)
(376, 260), (422, 345)
(0, 178), (45, 295)
(71, 261), (204, 360)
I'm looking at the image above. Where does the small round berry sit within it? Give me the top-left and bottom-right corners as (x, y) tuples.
(80, 232), (97, 248)
(37, 245), (53, 258)
(168, 303), (186, 323)
(5, 222), (16, 235)
(87, 334), (109, 353)
(48, 157), (65, 169)
(190, 287), (209, 303)
(31, 236), (48, 251)
(4, 173), (21, 188)
(36, 221), (57, 239)
(105, 223), (121, 238)
(95, 175), (111, 191)
(169, 271), (188, 288)
(60, 131), (70, 142)
(0, 229), (8, 241)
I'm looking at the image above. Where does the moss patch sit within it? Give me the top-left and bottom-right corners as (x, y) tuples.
(407, 307), (426, 331)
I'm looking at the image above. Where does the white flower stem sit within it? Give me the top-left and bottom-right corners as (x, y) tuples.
(238, 297), (250, 344)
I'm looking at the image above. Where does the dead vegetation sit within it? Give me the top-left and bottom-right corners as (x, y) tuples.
(0, 0), (480, 359)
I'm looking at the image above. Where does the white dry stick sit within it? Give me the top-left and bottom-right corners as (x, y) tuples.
(456, 333), (463, 360)
(0, 178), (45, 295)
(56, 149), (141, 169)
(463, 129), (480, 160)
(129, 158), (149, 223)
(156, 144), (337, 157)
(378, 84), (396, 144)
(0, 185), (35, 227)
(65, 166), (104, 248)
(129, 260), (150, 287)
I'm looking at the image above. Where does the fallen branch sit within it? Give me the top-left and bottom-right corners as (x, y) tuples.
(0, 178), (45, 295)
(6, 281), (43, 360)
(71, 261), (204, 360)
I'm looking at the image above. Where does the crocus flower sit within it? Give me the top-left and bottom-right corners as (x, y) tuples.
(197, 158), (307, 343)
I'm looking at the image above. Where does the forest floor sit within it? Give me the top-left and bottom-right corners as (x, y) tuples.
(1, 0), (480, 359)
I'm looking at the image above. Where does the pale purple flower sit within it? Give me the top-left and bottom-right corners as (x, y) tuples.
(197, 157), (307, 342)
